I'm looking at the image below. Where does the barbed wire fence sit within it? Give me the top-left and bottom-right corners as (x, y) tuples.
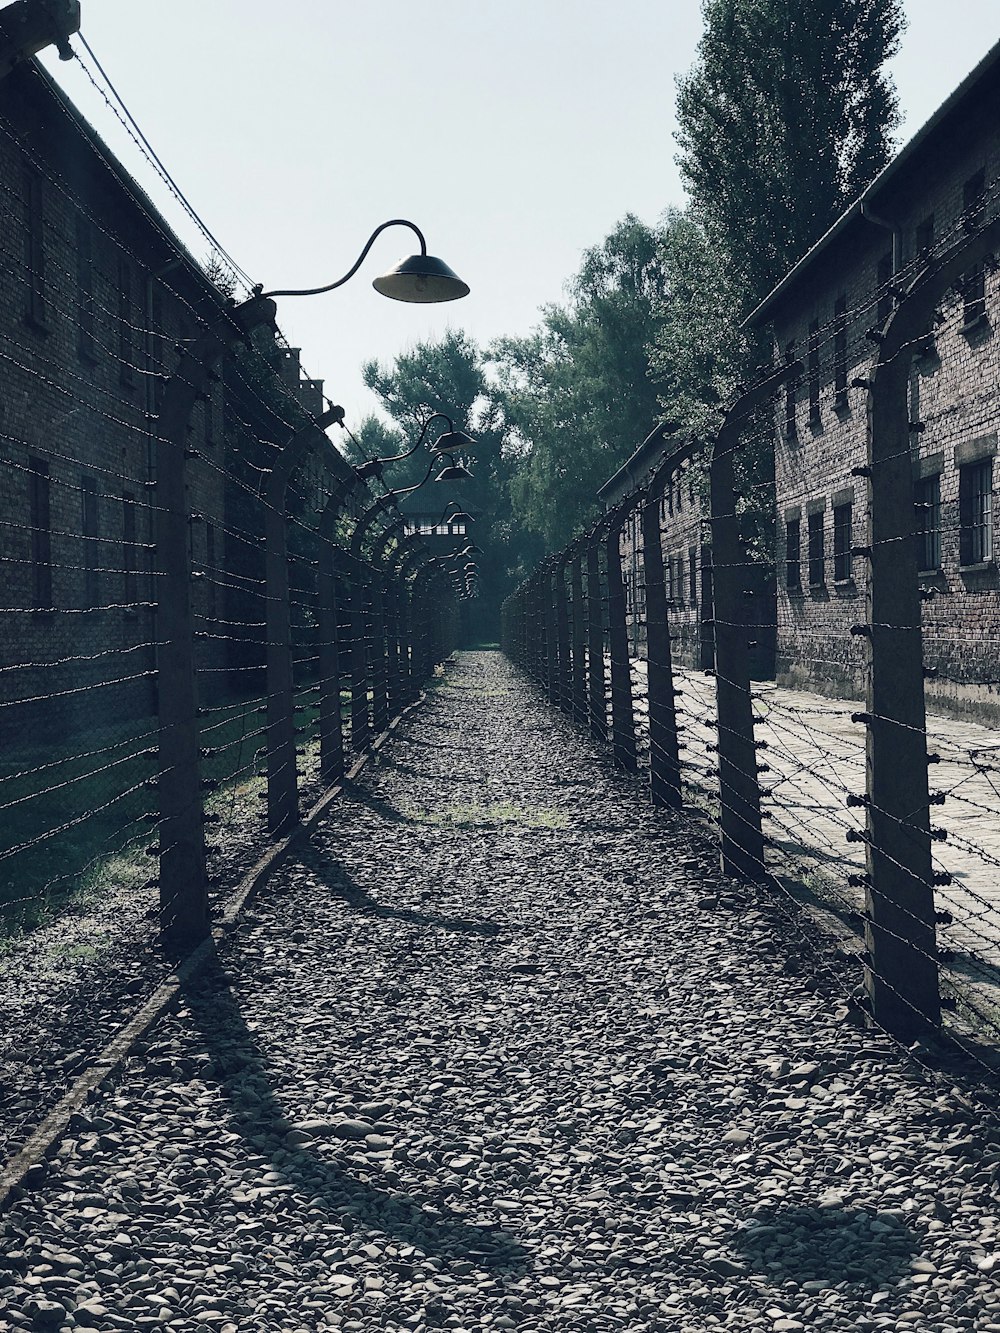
(0, 60), (460, 956)
(502, 181), (1000, 1068)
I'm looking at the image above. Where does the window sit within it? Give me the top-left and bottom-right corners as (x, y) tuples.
(915, 473), (941, 571)
(785, 518), (801, 590)
(833, 503), (853, 581)
(122, 491), (137, 604)
(959, 459), (993, 565)
(29, 457), (52, 608)
(81, 476), (99, 606)
(876, 251), (893, 326)
(915, 213), (935, 259)
(24, 171), (46, 327)
(672, 554), (685, 607)
(118, 255), (135, 386)
(833, 296), (848, 407)
(665, 553), (674, 604)
(688, 546), (697, 605)
(807, 319), (821, 428)
(808, 511), (825, 587)
(76, 217), (96, 360)
(784, 340), (797, 440)
(962, 171), (987, 325)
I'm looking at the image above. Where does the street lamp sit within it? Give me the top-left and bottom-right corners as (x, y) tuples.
(261, 219), (469, 303)
(354, 412), (477, 483)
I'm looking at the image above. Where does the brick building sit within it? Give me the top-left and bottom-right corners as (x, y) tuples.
(747, 39), (1000, 724)
(0, 57), (329, 743)
(597, 427), (711, 669)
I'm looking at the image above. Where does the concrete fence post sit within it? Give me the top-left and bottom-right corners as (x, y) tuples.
(711, 365), (797, 881)
(860, 217), (1000, 1037)
(263, 406), (344, 837)
(570, 541), (588, 727)
(154, 294), (274, 949)
(554, 548), (572, 714)
(586, 521), (607, 743)
(606, 497), (640, 770)
(643, 452), (685, 809)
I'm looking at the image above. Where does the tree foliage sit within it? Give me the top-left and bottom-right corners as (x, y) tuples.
(362, 330), (532, 633)
(490, 215), (667, 549)
(676, 0), (905, 310)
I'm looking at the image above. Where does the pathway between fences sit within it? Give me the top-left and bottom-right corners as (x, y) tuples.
(3, 651), (1000, 1333)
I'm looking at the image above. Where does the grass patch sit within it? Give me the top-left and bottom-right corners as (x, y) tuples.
(405, 800), (569, 830)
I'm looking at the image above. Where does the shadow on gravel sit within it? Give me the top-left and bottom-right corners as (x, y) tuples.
(179, 947), (526, 1270)
(731, 1205), (920, 1287)
(304, 849), (502, 938)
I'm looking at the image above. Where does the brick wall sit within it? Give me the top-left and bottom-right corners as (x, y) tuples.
(763, 90), (1000, 725)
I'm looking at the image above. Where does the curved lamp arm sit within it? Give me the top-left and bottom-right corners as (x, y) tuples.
(374, 412), (457, 466)
(261, 219), (427, 299)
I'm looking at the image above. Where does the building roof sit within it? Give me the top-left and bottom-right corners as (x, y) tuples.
(597, 424), (703, 506)
(745, 35), (1000, 328)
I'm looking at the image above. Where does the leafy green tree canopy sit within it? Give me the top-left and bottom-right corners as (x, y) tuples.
(676, 0), (905, 310)
(490, 214), (667, 548)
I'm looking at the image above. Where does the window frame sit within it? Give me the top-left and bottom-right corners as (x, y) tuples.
(807, 510), (826, 588)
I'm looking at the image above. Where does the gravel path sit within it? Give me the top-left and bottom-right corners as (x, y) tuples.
(2, 650), (1000, 1333)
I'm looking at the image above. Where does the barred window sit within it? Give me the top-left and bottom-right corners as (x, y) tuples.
(960, 459), (993, 565)
(961, 171), (986, 325)
(833, 295), (848, 407)
(785, 518), (801, 590)
(915, 474), (941, 571)
(833, 503), (853, 581)
(808, 511), (825, 587)
(808, 319), (821, 428)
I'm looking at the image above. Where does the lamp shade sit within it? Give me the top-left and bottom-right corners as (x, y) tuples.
(373, 254), (470, 303)
(432, 429), (478, 454)
(435, 461), (474, 482)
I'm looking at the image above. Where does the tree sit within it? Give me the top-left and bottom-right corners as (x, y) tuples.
(676, 0), (905, 311)
(649, 207), (746, 441)
(490, 215), (667, 548)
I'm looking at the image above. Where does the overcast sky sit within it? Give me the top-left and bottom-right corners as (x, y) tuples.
(39, 1), (1000, 428)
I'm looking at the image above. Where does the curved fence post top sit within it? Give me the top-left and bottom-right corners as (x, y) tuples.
(263, 403), (346, 508)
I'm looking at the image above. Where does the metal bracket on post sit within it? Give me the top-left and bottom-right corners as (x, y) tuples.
(263, 405), (344, 838)
(605, 495), (641, 771)
(155, 294), (275, 949)
(863, 216), (1000, 1038)
(711, 362), (798, 882)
